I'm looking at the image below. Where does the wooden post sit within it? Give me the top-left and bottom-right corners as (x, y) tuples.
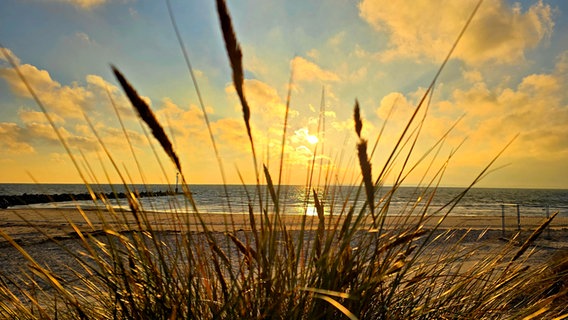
(516, 204), (521, 231)
(501, 204), (506, 238)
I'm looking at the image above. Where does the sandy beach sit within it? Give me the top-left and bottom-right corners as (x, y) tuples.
(2, 207), (568, 242)
(1, 206), (568, 318)
(2, 207), (568, 281)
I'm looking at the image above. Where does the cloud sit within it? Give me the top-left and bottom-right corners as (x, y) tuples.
(0, 118), (100, 156)
(72, 32), (96, 45)
(362, 49), (567, 184)
(306, 49), (319, 60)
(328, 32), (346, 47)
(155, 98), (208, 142)
(556, 50), (568, 74)
(0, 56), (148, 123)
(48, 0), (110, 10)
(429, 58), (568, 163)
(0, 61), (94, 119)
(462, 69), (483, 83)
(376, 92), (416, 123)
(359, 0), (554, 65)
(225, 79), (299, 128)
(291, 128), (318, 145)
(211, 118), (250, 157)
(291, 56), (340, 82)
(0, 48), (21, 66)
(0, 50), (162, 161)
(85, 74), (139, 118)
(18, 109), (65, 126)
(243, 79), (289, 119)
(243, 46), (270, 78)
(97, 125), (147, 150)
(0, 123), (35, 155)
(0, 64), (59, 97)
(348, 67), (368, 82)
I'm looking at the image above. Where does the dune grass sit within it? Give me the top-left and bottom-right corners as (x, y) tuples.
(1, 0), (568, 318)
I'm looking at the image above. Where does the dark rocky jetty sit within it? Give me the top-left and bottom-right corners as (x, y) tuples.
(0, 190), (175, 209)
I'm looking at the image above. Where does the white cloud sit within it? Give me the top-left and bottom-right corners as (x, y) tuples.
(291, 128), (318, 145)
(73, 32), (95, 45)
(359, 0), (554, 65)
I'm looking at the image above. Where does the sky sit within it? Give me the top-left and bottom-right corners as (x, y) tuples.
(0, 0), (567, 189)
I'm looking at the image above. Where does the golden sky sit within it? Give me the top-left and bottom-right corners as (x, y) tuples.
(0, 0), (567, 188)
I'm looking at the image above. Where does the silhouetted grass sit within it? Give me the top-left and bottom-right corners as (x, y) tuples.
(1, 0), (567, 319)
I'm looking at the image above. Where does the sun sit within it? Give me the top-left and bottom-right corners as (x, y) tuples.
(306, 134), (319, 145)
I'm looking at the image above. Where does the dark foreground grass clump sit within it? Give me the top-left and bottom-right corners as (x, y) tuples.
(1, 0), (567, 319)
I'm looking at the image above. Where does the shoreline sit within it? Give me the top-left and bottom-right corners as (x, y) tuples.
(2, 207), (568, 244)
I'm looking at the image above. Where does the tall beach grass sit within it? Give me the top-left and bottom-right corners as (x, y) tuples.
(1, 0), (567, 318)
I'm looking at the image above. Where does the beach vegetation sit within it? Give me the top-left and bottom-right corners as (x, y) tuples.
(1, 0), (567, 319)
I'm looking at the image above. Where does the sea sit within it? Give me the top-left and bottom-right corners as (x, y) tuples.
(1, 184), (567, 219)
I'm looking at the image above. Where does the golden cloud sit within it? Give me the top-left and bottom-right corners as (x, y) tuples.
(0, 62), (94, 119)
(0, 48), (21, 66)
(359, 0), (554, 65)
(18, 109), (65, 126)
(431, 63), (568, 163)
(291, 56), (340, 82)
(0, 123), (35, 155)
(212, 118), (249, 154)
(155, 98), (209, 146)
(225, 79), (299, 134)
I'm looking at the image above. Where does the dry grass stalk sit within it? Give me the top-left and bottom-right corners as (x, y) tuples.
(354, 99), (363, 139)
(214, 0), (252, 142)
(354, 100), (375, 224)
(3, 0), (568, 318)
(215, 0), (263, 215)
(112, 66), (182, 174)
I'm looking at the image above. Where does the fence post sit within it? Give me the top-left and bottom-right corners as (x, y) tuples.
(501, 204), (506, 238)
(516, 204), (521, 231)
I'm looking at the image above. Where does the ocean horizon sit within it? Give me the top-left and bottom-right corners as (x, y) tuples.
(1, 183), (567, 219)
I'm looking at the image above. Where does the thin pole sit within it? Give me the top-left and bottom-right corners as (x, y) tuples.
(175, 172), (179, 194)
(501, 204), (506, 238)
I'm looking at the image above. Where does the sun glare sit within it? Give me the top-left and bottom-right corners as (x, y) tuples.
(307, 135), (319, 145)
